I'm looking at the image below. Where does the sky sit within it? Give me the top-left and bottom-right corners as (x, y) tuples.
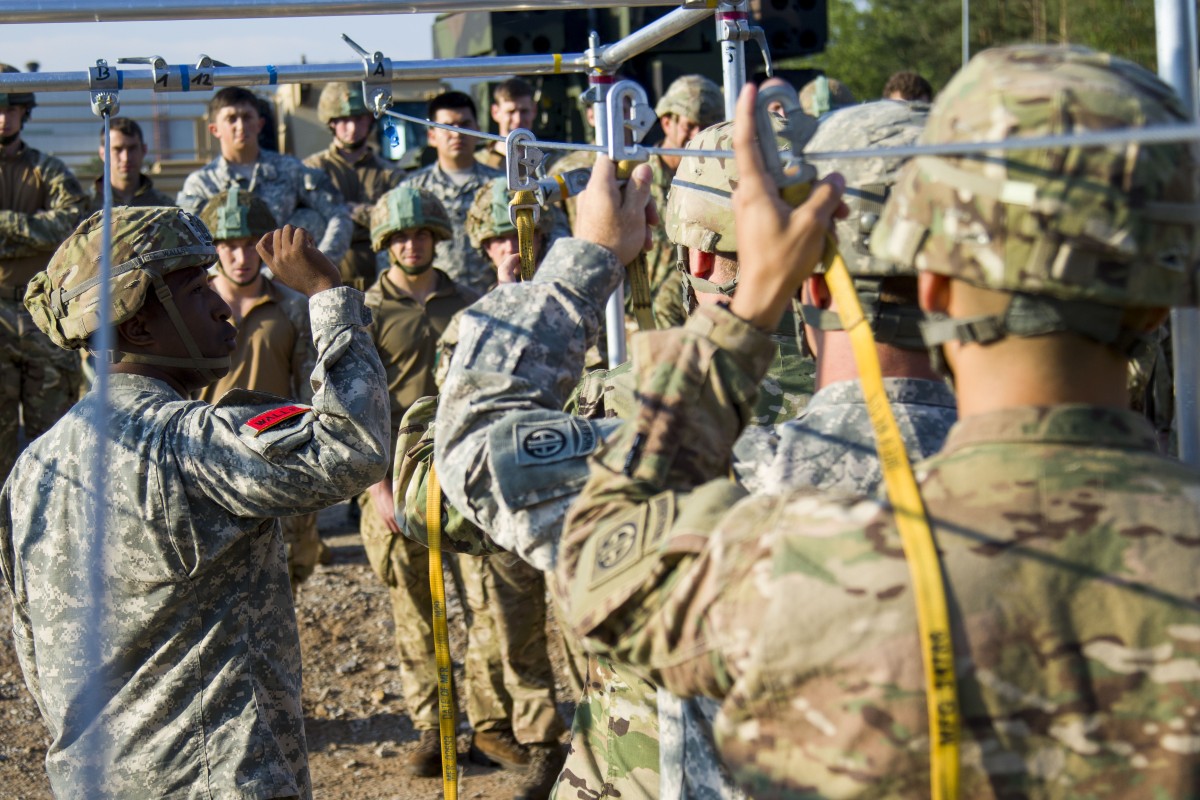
(2, 14), (437, 73)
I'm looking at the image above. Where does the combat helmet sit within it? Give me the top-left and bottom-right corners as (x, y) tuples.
(25, 206), (228, 380)
(871, 44), (1200, 358)
(0, 63), (36, 112)
(799, 76), (855, 117)
(318, 81), (370, 124)
(369, 186), (453, 253)
(799, 100), (929, 349)
(198, 186), (278, 242)
(465, 178), (554, 250)
(655, 75), (724, 129)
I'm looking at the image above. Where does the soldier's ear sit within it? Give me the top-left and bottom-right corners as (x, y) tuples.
(117, 308), (156, 349)
(917, 272), (951, 315)
(807, 275), (831, 309)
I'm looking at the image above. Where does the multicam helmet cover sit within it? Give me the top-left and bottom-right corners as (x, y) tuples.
(369, 186), (453, 252)
(465, 178), (554, 250)
(198, 186), (278, 242)
(654, 74), (724, 130)
(318, 81), (370, 124)
(871, 44), (1200, 309)
(0, 63), (36, 110)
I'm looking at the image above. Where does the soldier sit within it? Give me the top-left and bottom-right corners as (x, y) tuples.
(556, 48), (1200, 797)
(3, 206), (389, 797)
(882, 70), (934, 103)
(178, 86), (352, 264)
(304, 82), (403, 290)
(90, 117), (175, 212)
(401, 91), (503, 296)
(0, 63), (89, 481)
(477, 77), (537, 171)
(799, 74), (857, 116)
(195, 188), (323, 596)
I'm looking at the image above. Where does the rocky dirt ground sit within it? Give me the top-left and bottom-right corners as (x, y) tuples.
(0, 502), (577, 800)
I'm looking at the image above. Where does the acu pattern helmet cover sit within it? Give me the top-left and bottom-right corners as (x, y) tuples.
(871, 44), (1200, 309)
(655, 74), (724, 129)
(198, 186), (278, 242)
(0, 62), (35, 110)
(369, 186), (453, 252)
(318, 82), (370, 124)
(26, 206), (217, 351)
(465, 178), (554, 250)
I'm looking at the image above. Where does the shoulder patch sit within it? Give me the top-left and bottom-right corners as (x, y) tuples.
(244, 405), (310, 436)
(513, 417), (598, 466)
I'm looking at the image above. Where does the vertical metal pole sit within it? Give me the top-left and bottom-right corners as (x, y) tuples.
(717, 0), (748, 121)
(588, 33), (626, 368)
(1156, 0), (1200, 463)
(962, 0), (970, 66)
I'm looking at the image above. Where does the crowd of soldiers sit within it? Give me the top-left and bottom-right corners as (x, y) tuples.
(0, 38), (1197, 800)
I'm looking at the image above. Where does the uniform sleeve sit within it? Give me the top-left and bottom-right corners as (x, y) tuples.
(175, 286), (390, 517)
(0, 156), (88, 255)
(554, 305), (778, 695)
(289, 300), (317, 404)
(303, 167), (353, 263)
(175, 170), (212, 215)
(434, 237), (625, 572)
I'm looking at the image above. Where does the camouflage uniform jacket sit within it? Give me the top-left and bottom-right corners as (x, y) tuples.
(304, 144), (402, 285)
(177, 149), (353, 263)
(557, 304), (1200, 799)
(733, 377), (956, 495)
(0, 143), (88, 288)
(0, 287), (390, 799)
(88, 173), (175, 213)
(400, 161), (503, 296)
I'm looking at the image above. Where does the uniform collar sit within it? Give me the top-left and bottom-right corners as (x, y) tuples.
(940, 405), (1159, 455)
(807, 378), (956, 412)
(378, 268), (457, 302)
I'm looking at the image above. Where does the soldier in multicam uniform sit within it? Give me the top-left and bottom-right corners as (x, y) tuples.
(798, 74), (857, 117)
(0, 63), (88, 481)
(195, 188), (323, 596)
(178, 87), (352, 264)
(304, 82), (403, 290)
(89, 117), (175, 212)
(400, 91), (504, 296)
(2, 206), (389, 798)
(476, 78), (538, 172)
(556, 47), (1200, 798)
(646, 75), (724, 328)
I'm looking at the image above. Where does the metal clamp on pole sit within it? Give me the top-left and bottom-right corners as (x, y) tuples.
(604, 79), (655, 163)
(755, 85), (818, 206)
(88, 59), (121, 117)
(716, 0), (749, 120)
(342, 34), (393, 116)
(117, 54), (216, 93)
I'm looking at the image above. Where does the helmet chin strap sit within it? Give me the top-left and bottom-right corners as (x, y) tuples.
(94, 272), (230, 384)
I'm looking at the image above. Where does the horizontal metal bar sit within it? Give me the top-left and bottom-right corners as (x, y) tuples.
(0, 54), (592, 93)
(596, 6), (714, 70)
(0, 0), (701, 24)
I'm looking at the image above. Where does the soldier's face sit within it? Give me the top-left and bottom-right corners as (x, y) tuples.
(483, 231), (540, 267)
(332, 114), (374, 149)
(134, 266), (236, 383)
(208, 103), (264, 152)
(101, 130), (147, 181)
(0, 106), (25, 143)
(660, 114), (702, 149)
(491, 96), (535, 136)
(388, 228), (435, 273)
(430, 107), (478, 159)
(215, 237), (263, 287)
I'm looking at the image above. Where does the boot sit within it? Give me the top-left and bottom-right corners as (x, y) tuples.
(512, 743), (567, 800)
(470, 728), (530, 770)
(405, 729), (442, 777)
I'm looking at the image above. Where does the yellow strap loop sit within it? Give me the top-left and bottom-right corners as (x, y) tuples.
(824, 243), (961, 800)
(427, 465), (459, 800)
(511, 189), (540, 282)
(616, 160), (656, 331)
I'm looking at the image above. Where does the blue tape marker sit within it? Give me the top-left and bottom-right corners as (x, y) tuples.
(267, 65), (278, 85)
(117, 71), (124, 90)
(179, 65), (190, 92)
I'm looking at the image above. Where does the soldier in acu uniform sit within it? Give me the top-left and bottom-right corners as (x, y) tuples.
(178, 87), (352, 265)
(304, 82), (403, 290)
(2, 206), (389, 798)
(89, 117), (175, 212)
(195, 188), (323, 596)
(557, 48), (1200, 798)
(0, 63), (89, 481)
(476, 78), (537, 172)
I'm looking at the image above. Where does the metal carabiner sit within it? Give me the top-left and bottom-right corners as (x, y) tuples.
(755, 84), (819, 203)
(342, 34), (392, 117)
(505, 129), (545, 227)
(605, 79), (656, 163)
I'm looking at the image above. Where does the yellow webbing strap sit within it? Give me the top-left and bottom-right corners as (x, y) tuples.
(823, 245), (961, 800)
(617, 160), (656, 331)
(511, 189), (540, 282)
(426, 465), (458, 800)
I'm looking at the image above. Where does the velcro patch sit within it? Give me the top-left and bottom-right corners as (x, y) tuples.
(245, 405), (310, 435)
(513, 417), (597, 466)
